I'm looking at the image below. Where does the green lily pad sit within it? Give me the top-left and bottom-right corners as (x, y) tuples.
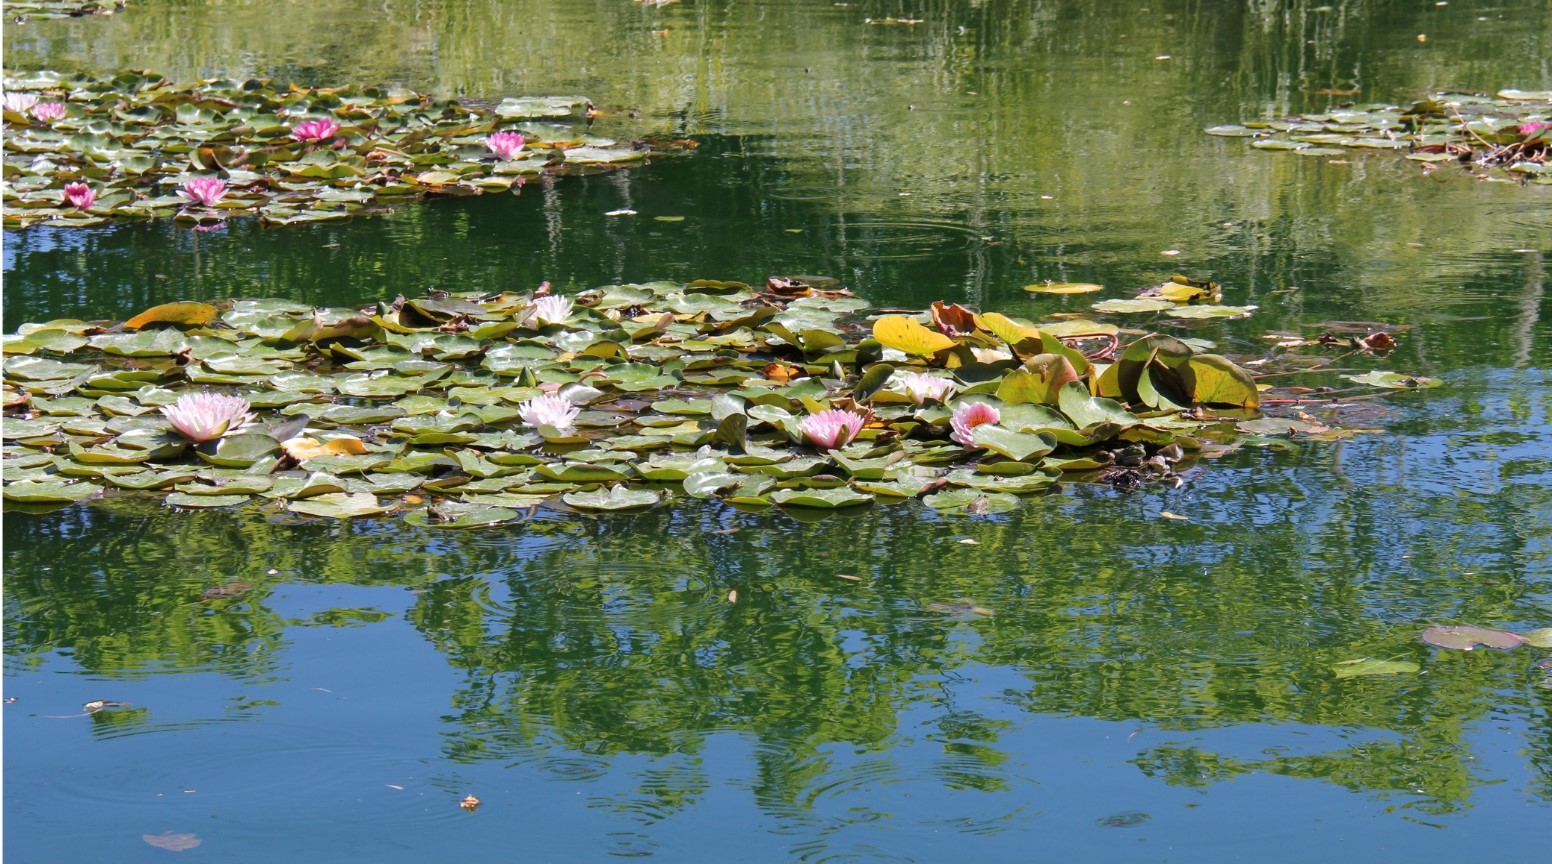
(287, 492), (393, 519)
(972, 427), (1057, 462)
(563, 484), (663, 510)
(1332, 658), (1421, 679)
(404, 502), (522, 528)
(922, 488), (1021, 514)
(2, 477), (99, 503)
(768, 487), (874, 509)
(1343, 371), (1443, 389)
(166, 492), (254, 508)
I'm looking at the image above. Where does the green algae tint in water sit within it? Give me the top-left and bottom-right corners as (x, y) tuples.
(5, 0), (1552, 860)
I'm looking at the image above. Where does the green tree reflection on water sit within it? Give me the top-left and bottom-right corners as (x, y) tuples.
(6, 425), (1549, 818)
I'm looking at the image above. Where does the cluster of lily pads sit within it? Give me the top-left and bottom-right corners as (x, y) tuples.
(3, 0), (122, 23)
(1334, 624), (1552, 679)
(1, 69), (651, 229)
(1, 277), (1425, 525)
(1207, 89), (1551, 183)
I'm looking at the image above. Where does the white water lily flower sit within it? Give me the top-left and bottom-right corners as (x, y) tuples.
(525, 295), (573, 327)
(895, 372), (956, 405)
(4, 92), (39, 113)
(161, 392), (255, 443)
(518, 394), (581, 431)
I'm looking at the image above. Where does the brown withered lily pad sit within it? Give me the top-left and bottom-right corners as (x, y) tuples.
(142, 832), (202, 852)
(1421, 625), (1527, 651)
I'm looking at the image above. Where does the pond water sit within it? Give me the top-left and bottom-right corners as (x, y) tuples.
(4, 0), (1551, 860)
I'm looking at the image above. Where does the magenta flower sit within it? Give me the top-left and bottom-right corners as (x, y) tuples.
(518, 394), (581, 431)
(4, 92), (39, 113)
(31, 102), (67, 123)
(799, 409), (868, 450)
(161, 392), (255, 443)
(61, 183), (95, 210)
(1520, 120), (1550, 138)
(179, 177), (228, 207)
(895, 371), (956, 406)
(949, 401), (1000, 447)
(486, 131), (527, 161)
(291, 117), (340, 143)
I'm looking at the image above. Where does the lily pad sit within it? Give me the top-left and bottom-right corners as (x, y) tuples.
(563, 484), (663, 510)
(1421, 625), (1527, 651)
(769, 487), (874, 509)
(1343, 371), (1443, 389)
(287, 492), (393, 519)
(1332, 658), (1421, 679)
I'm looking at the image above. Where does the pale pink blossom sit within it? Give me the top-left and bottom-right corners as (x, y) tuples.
(524, 295), (573, 326)
(61, 183), (95, 210)
(518, 394), (581, 431)
(291, 117), (340, 143)
(1520, 120), (1550, 138)
(4, 92), (39, 113)
(949, 401), (1000, 447)
(895, 371), (955, 405)
(161, 393), (255, 443)
(31, 102), (67, 123)
(799, 409), (868, 450)
(179, 176), (228, 207)
(486, 131), (526, 160)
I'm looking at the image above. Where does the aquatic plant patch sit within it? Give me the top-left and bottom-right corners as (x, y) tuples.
(1207, 89), (1552, 184)
(1, 70), (656, 229)
(1, 279), (1438, 523)
(2, 0), (123, 23)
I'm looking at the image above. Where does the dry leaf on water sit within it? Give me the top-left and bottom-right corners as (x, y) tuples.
(143, 832), (201, 852)
(280, 436), (369, 462)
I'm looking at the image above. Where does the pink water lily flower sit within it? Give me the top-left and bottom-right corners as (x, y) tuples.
(4, 92), (39, 113)
(799, 408), (868, 450)
(179, 176), (228, 207)
(291, 117), (340, 143)
(518, 394), (581, 431)
(486, 131), (527, 161)
(1520, 120), (1550, 138)
(62, 183), (95, 210)
(31, 102), (67, 123)
(896, 371), (955, 405)
(949, 401), (1000, 447)
(161, 392), (255, 443)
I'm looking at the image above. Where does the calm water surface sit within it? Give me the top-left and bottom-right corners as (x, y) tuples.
(4, 0), (1551, 860)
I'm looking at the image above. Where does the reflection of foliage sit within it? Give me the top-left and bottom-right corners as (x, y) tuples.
(1, 495), (439, 679)
(1, 0), (123, 24)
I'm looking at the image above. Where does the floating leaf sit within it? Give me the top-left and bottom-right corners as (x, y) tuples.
(872, 315), (956, 356)
(1332, 658), (1420, 679)
(404, 502), (521, 527)
(1025, 282), (1103, 294)
(563, 484), (662, 510)
(1091, 298), (1175, 314)
(142, 832), (202, 852)
(769, 487), (874, 509)
(972, 427), (1057, 462)
(922, 488), (1021, 513)
(124, 302), (220, 330)
(1421, 625), (1527, 651)
(1342, 371), (1443, 389)
(287, 492), (392, 519)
